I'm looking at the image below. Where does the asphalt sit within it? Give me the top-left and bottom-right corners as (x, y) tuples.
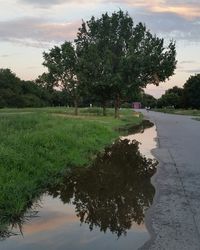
(138, 110), (200, 250)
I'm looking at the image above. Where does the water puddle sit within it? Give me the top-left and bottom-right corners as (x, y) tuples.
(0, 121), (157, 250)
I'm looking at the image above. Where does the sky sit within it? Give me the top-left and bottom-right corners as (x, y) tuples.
(0, 0), (200, 98)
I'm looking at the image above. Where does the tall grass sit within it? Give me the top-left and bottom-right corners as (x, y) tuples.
(0, 108), (142, 223)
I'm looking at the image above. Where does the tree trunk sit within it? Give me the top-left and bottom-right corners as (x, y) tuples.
(102, 102), (107, 116)
(114, 94), (120, 119)
(74, 98), (78, 116)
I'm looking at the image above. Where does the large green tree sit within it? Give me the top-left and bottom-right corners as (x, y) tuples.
(43, 41), (80, 115)
(76, 10), (177, 117)
(183, 74), (200, 108)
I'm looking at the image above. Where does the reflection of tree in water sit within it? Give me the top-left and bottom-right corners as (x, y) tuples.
(118, 120), (154, 135)
(0, 137), (157, 240)
(48, 139), (157, 237)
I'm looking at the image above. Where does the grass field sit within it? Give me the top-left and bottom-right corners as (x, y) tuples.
(0, 107), (142, 226)
(154, 108), (200, 116)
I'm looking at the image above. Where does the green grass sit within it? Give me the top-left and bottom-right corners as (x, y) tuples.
(153, 108), (200, 116)
(0, 107), (142, 224)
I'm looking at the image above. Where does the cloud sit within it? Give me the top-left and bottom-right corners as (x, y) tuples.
(19, 0), (99, 8)
(182, 69), (200, 74)
(18, 0), (200, 19)
(1, 54), (9, 57)
(0, 17), (81, 47)
(1, 3), (200, 49)
(115, 0), (200, 19)
(132, 10), (200, 42)
(179, 60), (197, 64)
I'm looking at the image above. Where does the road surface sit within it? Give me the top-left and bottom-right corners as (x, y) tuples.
(138, 110), (200, 250)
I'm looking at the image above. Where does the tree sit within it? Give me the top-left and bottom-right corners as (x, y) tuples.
(76, 10), (177, 118)
(165, 86), (183, 96)
(157, 86), (184, 108)
(43, 41), (80, 115)
(0, 68), (50, 108)
(142, 93), (157, 108)
(183, 74), (200, 108)
(157, 92), (180, 108)
(0, 68), (21, 107)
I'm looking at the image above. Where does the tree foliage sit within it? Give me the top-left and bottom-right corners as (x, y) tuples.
(0, 68), (70, 108)
(0, 68), (49, 108)
(183, 74), (200, 108)
(76, 10), (177, 117)
(42, 42), (80, 115)
(157, 86), (184, 108)
(157, 92), (180, 108)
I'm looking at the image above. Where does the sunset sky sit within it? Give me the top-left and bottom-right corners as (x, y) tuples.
(1, 0), (200, 97)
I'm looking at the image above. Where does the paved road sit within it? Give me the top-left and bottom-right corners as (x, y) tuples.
(138, 110), (200, 250)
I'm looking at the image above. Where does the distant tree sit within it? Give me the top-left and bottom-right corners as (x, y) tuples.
(76, 10), (177, 118)
(0, 68), (50, 108)
(42, 41), (80, 115)
(157, 92), (180, 108)
(165, 86), (183, 96)
(0, 68), (21, 107)
(156, 86), (184, 109)
(183, 74), (200, 108)
(142, 93), (157, 108)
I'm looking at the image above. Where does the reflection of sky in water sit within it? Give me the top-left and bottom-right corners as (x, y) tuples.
(1, 124), (157, 250)
(122, 126), (157, 159)
(1, 196), (149, 250)
(0, 196), (148, 250)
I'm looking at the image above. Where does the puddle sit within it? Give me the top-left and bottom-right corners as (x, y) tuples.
(0, 122), (157, 250)
(121, 122), (157, 159)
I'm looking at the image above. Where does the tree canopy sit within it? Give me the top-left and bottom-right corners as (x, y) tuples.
(42, 41), (80, 114)
(76, 10), (177, 117)
(183, 74), (200, 108)
(0, 68), (72, 108)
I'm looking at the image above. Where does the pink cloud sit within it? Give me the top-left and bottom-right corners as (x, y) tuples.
(0, 18), (81, 47)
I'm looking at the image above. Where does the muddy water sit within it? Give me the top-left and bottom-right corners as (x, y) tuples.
(1, 122), (157, 250)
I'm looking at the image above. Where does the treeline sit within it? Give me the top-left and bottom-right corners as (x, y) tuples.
(0, 67), (156, 109)
(0, 68), (97, 108)
(157, 74), (200, 109)
(1, 68), (199, 110)
(0, 68), (64, 108)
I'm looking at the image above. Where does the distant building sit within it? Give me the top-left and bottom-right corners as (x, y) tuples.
(132, 102), (142, 109)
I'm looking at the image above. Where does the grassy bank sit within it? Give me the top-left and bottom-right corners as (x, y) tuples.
(0, 107), (142, 224)
(154, 108), (200, 116)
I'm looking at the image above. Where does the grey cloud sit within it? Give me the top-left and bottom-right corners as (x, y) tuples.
(19, 0), (89, 7)
(183, 69), (200, 73)
(1, 8), (200, 49)
(19, 0), (66, 7)
(179, 60), (197, 64)
(166, 0), (200, 5)
(0, 17), (80, 47)
(1, 54), (9, 57)
(131, 11), (200, 42)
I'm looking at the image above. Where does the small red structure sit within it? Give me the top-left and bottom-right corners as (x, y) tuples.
(132, 102), (142, 109)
